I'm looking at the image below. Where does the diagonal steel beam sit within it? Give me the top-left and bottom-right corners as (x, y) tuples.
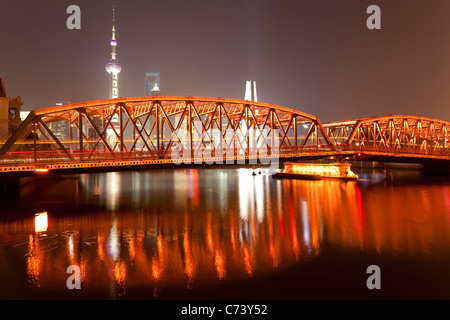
(38, 118), (75, 161)
(0, 111), (37, 155)
(121, 104), (154, 154)
(80, 109), (114, 154)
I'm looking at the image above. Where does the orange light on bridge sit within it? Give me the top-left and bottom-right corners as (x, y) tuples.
(35, 168), (49, 173)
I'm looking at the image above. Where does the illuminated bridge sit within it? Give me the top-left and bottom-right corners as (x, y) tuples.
(324, 115), (450, 163)
(0, 96), (449, 175)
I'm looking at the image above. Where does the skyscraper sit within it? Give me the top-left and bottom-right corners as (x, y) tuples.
(145, 72), (160, 96)
(105, 6), (122, 99)
(244, 80), (257, 102)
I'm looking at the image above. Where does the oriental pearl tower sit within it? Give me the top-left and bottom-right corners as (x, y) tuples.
(105, 6), (121, 99)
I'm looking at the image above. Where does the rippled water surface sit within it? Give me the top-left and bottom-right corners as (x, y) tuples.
(0, 167), (450, 299)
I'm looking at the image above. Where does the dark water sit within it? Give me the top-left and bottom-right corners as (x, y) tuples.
(0, 167), (449, 300)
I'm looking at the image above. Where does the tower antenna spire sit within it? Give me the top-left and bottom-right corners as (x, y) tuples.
(112, 5), (116, 41)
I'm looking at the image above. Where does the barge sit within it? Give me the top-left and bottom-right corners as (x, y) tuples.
(272, 162), (359, 181)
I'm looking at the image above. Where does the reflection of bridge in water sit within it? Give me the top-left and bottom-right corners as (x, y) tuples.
(1, 168), (449, 298)
(0, 96), (449, 175)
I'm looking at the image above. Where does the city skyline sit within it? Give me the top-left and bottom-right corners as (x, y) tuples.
(1, 1), (450, 123)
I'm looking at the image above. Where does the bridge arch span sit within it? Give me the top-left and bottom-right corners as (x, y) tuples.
(324, 115), (450, 160)
(0, 96), (333, 167)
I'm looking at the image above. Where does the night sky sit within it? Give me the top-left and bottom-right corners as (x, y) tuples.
(1, 0), (450, 123)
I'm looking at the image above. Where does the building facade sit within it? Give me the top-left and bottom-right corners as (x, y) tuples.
(244, 80), (258, 102)
(145, 72), (160, 96)
(0, 78), (23, 142)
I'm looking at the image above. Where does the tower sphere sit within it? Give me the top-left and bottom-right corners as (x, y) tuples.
(105, 59), (122, 74)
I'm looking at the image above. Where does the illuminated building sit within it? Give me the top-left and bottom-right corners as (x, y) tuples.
(0, 78), (23, 141)
(20, 111), (30, 122)
(145, 72), (160, 96)
(105, 6), (122, 99)
(104, 6), (121, 147)
(47, 103), (69, 141)
(244, 80), (257, 102)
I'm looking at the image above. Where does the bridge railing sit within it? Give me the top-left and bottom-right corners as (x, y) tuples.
(0, 145), (340, 168)
(341, 144), (450, 158)
(0, 143), (449, 169)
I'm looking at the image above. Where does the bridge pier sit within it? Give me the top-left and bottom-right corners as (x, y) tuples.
(349, 161), (424, 170)
(423, 161), (450, 176)
(0, 175), (21, 197)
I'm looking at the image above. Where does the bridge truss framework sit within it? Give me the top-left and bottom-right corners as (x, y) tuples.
(0, 97), (449, 173)
(0, 97), (335, 172)
(324, 115), (450, 160)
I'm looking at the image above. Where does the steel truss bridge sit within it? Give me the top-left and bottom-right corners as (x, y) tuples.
(0, 96), (449, 174)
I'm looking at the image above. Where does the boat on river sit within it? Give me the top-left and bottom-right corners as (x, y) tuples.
(272, 162), (359, 181)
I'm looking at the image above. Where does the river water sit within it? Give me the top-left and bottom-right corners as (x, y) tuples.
(0, 166), (449, 299)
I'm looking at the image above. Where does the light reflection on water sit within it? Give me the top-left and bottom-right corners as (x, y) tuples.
(0, 167), (449, 298)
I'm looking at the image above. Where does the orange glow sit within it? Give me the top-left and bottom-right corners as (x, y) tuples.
(34, 168), (49, 173)
(157, 234), (164, 258)
(206, 213), (214, 253)
(113, 260), (126, 290)
(34, 212), (48, 233)
(242, 244), (253, 277)
(284, 162), (359, 180)
(214, 249), (226, 280)
(183, 233), (194, 287)
(80, 258), (87, 283)
(128, 232), (136, 262)
(152, 257), (162, 281)
(251, 214), (257, 244)
(189, 169), (200, 206)
(268, 209), (279, 269)
(26, 235), (40, 287)
(3, 175), (448, 297)
(356, 186), (365, 242)
(230, 214), (237, 250)
(97, 231), (106, 261)
(288, 206), (300, 261)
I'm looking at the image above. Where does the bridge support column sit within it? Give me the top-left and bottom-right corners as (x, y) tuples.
(33, 122), (37, 165)
(270, 109), (275, 153)
(293, 116), (298, 150)
(188, 103), (193, 161)
(247, 105), (251, 158)
(119, 104), (124, 152)
(69, 120), (73, 151)
(156, 105), (160, 158)
(78, 111), (83, 158)
(218, 104), (223, 161)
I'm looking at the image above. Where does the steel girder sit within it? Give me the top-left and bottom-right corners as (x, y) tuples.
(0, 97), (332, 165)
(324, 115), (450, 157)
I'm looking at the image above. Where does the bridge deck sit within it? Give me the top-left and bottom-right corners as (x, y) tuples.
(0, 97), (448, 175)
